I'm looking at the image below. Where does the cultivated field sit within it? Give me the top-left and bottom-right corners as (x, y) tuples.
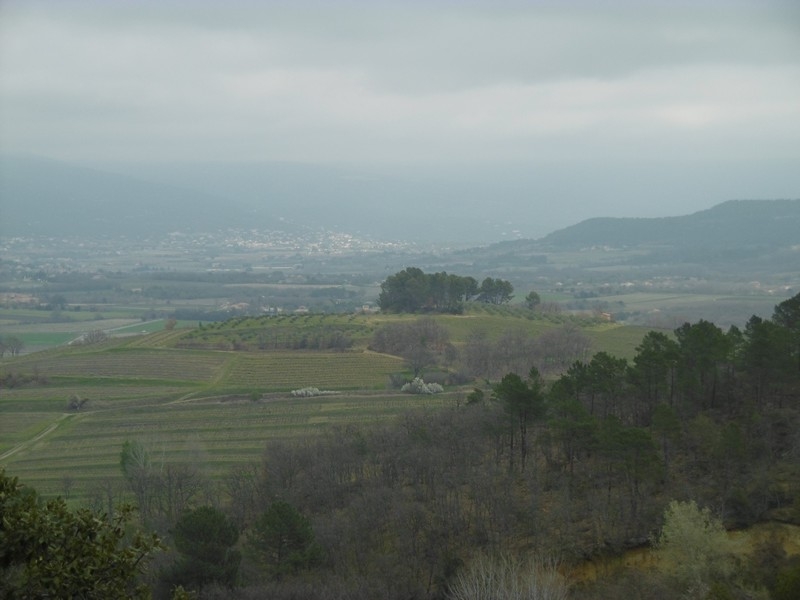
(0, 391), (457, 499)
(593, 291), (783, 328)
(1, 309), (653, 502)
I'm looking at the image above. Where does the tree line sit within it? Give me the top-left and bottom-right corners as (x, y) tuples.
(377, 267), (515, 313)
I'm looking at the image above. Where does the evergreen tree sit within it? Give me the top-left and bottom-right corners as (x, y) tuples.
(167, 506), (240, 591)
(247, 500), (323, 580)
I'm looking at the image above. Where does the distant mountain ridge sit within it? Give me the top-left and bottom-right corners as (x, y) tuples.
(0, 155), (538, 243)
(538, 199), (800, 249)
(0, 155), (267, 238)
(446, 198), (800, 279)
(2, 155), (798, 256)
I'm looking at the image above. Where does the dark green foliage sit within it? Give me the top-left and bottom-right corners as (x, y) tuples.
(598, 418), (662, 521)
(773, 292), (800, 332)
(741, 316), (795, 406)
(247, 501), (323, 579)
(166, 506), (241, 591)
(773, 563), (800, 600)
(524, 290), (541, 309)
(377, 267), (485, 313)
(466, 387), (485, 404)
(772, 291), (800, 375)
(476, 277), (514, 305)
(651, 403), (681, 473)
(558, 351), (634, 426)
(493, 368), (546, 471)
(0, 469), (162, 599)
(546, 390), (598, 476)
(629, 330), (679, 412)
(585, 351), (629, 419)
(674, 319), (734, 411)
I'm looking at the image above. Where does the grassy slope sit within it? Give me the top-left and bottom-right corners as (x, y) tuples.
(0, 310), (651, 499)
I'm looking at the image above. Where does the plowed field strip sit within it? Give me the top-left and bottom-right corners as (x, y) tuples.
(20, 348), (228, 382)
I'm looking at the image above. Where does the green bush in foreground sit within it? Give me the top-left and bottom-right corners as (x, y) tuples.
(0, 469), (162, 599)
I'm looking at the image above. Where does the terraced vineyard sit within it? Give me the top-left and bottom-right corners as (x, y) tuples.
(175, 313), (381, 351)
(118, 327), (189, 348)
(1, 391), (458, 498)
(1, 308), (653, 502)
(16, 347), (229, 383)
(1, 326), (419, 499)
(224, 351), (404, 391)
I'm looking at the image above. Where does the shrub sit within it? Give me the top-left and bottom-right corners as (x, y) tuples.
(448, 553), (569, 600)
(401, 378), (444, 394)
(82, 329), (109, 344)
(290, 387), (339, 398)
(652, 500), (738, 595)
(0, 470), (162, 599)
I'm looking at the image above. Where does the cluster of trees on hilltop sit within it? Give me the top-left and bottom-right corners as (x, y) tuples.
(377, 267), (514, 313)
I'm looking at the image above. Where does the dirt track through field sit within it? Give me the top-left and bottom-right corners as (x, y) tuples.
(0, 390), (206, 465)
(0, 414), (74, 462)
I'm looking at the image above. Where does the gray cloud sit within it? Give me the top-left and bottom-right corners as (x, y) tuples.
(1, 0), (799, 165)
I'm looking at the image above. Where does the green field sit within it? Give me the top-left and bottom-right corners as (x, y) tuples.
(0, 308), (159, 352)
(0, 324), (412, 497)
(1, 309), (653, 500)
(0, 390), (457, 497)
(593, 291), (782, 328)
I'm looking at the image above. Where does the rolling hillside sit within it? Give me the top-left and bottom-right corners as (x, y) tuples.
(539, 199), (800, 249)
(457, 199), (800, 278)
(0, 309), (649, 496)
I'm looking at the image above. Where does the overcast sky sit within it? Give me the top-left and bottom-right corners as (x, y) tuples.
(1, 0), (799, 235)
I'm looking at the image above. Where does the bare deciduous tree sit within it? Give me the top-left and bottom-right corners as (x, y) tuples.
(448, 553), (569, 600)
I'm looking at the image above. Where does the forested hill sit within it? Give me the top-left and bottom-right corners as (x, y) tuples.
(539, 199), (800, 249)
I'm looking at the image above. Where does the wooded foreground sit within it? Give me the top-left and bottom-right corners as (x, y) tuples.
(1, 293), (799, 599)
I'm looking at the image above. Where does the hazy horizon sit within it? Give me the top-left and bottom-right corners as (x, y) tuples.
(2, 1), (799, 243)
